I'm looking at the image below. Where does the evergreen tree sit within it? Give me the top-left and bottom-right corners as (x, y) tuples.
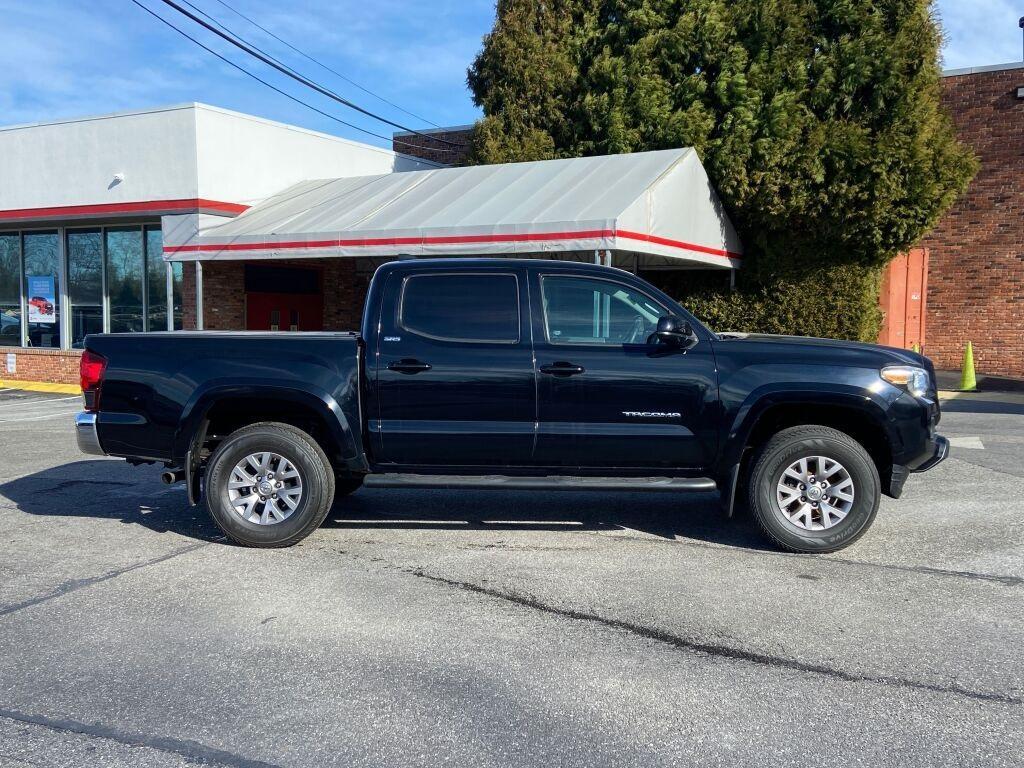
(467, 0), (976, 340)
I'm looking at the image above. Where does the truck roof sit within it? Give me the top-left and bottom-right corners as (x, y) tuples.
(375, 257), (633, 276)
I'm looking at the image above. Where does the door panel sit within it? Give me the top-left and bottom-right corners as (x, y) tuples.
(531, 273), (717, 470)
(373, 270), (536, 466)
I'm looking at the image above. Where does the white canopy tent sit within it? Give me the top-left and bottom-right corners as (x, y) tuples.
(163, 148), (742, 270)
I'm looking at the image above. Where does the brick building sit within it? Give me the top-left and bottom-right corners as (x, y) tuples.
(921, 62), (1024, 377)
(392, 124), (474, 166)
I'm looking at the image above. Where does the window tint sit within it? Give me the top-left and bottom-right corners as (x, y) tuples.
(0, 234), (22, 346)
(67, 229), (103, 347)
(542, 276), (666, 345)
(400, 273), (519, 342)
(106, 227), (144, 333)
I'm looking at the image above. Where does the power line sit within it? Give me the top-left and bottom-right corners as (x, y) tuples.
(128, 0), (451, 154)
(206, 0), (442, 129)
(178, 0), (444, 136)
(153, 0), (465, 149)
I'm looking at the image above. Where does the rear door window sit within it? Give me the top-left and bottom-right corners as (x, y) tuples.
(399, 273), (520, 343)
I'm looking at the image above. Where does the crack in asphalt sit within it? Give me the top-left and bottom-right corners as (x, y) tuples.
(590, 531), (1023, 587)
(400, 566), (1022, 707)
(0, 542), (209, 619)
(0, 708), (281, 768)
(821, 557), (1023, 586)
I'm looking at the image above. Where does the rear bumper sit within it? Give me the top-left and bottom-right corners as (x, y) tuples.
(888, 434), (948, 498)
(75, 412), (105, 456)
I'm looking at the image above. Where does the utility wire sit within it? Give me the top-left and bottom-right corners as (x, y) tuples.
(153, 0), (465, 149)
(128, 0), (448, 154)
(178, 0), (445, 138)
(206, 0), (442, 128)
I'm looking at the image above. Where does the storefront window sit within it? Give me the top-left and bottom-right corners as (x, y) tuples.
(0, 234), (22, 346)
(106, 227), (144, 333)
(23, 231), (61, 348)
(145, 226), (167, 331)
(3, 223), (179, 348)
(67, 229), (103, 347)
(171, 261), (184, 330)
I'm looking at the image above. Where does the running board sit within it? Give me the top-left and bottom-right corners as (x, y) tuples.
(363, 474), (717, 492)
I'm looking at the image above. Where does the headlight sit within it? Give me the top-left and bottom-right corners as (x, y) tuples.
(881, 365), (930, 398)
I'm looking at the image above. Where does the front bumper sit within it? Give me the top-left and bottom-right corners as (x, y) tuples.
(913, 434), (949, 473)
(888, 434), (949, 498)
(75, 412), (105, 456)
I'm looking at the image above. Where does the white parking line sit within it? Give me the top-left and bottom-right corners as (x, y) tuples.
(948, 436), (985, 450)
(0, 395), (80, 409)
(0, 412), (80, 424)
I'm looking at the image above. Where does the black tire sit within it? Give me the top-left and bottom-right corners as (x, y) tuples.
(747, 425), (880, 554)
(204, 422), (335, 548)
(335, 475), (364, 497)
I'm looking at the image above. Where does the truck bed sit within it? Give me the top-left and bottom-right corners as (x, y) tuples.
(85, 331), (363, 464)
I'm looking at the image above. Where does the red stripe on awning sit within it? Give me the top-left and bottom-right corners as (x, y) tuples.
(0, 198), (249, 222)
(616, 230), (742, 260)
(164, 228), (741, 261)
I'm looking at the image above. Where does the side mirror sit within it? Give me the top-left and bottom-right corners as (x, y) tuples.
(650, 315), (696, 348)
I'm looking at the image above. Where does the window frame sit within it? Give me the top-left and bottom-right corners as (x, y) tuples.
(397, 271), (522, 345)
(539, 273), (670, 347)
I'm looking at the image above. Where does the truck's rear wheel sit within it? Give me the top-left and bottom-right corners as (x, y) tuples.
(205, 422), (335, 548)
(747, 425), (880, 553)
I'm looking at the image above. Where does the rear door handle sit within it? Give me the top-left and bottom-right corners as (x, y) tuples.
(387, 359), (432, 374)
(539, 362), (585, 377)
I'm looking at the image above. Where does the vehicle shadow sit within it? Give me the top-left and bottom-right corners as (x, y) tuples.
(0, 460), (772, 551)
(0, 460), (223, 543)
(323, 487), (773, 550)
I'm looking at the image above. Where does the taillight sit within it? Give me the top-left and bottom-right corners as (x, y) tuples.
(80, 350), (107, 411)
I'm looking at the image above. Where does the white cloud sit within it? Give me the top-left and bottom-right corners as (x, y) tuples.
(935, 0), (1023, 69)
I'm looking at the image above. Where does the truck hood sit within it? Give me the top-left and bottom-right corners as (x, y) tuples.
(717, 332), (928, 367)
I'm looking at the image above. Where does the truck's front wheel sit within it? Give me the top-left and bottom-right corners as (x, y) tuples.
(205, 422), (335, 547)
(748, 425), (880, 554)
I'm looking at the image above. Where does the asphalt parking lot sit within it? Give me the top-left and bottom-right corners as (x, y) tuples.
(0, 389), (1021, 767)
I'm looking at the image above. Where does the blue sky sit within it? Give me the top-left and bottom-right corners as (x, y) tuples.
(0, 0), (1021, 150)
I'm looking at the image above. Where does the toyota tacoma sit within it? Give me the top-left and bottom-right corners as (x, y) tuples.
(75, 258), (947, 552)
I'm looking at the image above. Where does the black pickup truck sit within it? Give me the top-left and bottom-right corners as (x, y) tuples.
(75, 258), (947, 553)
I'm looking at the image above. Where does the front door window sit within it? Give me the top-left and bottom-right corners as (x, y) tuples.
(542, 275), (664, 346)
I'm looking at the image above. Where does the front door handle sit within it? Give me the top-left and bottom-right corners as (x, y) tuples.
(387, 358), (432, 374)
(539, 362), (585, 377)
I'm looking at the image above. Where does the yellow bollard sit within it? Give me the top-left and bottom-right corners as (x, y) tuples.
(911, 342), (921, 354)
(959, 342), (977, 392)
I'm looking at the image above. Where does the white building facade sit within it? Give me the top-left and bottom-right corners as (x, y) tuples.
(0, 103), (434, 383)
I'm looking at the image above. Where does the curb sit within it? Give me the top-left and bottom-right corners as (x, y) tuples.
(0, 379), (81, 395)
(938, 390), (1024, 404)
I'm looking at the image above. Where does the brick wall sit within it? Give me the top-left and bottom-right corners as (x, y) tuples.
(0, 346), (82, 386)
(392, 127), (473, 166)
(181, 258), (365, 332)
(921, 66), (1024, 377)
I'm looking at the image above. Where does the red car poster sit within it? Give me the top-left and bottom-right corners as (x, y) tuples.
(27, 276), (55, 324)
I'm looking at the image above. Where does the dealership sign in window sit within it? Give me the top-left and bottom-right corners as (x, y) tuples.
(26, 276), (56, 324)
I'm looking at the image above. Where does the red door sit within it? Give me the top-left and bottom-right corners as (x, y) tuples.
(878, 248), (928, 350)
(246, 292), (324, 331)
